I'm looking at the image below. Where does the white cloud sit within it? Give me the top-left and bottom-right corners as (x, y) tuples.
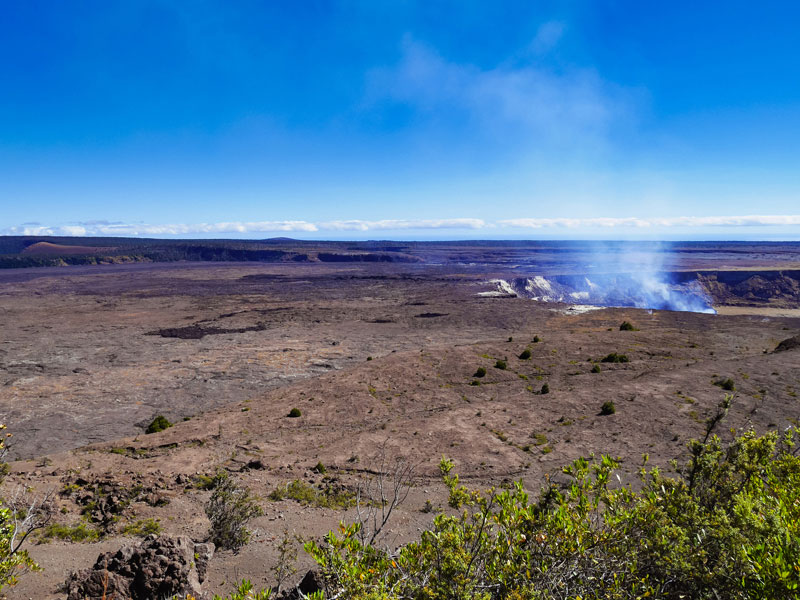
(2, 215), (798, 238)
(366, 35), (628, 150)
(319, 219), (485, 231)
(499, 215), (800, 229)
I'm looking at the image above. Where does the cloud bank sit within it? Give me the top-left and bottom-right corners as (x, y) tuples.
(2, 216), (799, 237)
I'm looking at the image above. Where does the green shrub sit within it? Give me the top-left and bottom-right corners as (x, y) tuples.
(314, 462), (327, 474)
(494, 360), (507, 370)
(473, 367), (487, 378)
(269, 480), (354, 510)
(306, 406), (800, 600)
(209, 580), (275, 600)
(600, 400), (616, 415)
(600, 352), (629, 363)
(194, 470), (227, 490)
(532, 335), (541, 343)
(714, 377), (736, 391)
(205, 473), (262, 551)
(591, 363), (601, 373)
(287, 408), (302, 418)
(145, 415), (173, 434)
(518, 348), (532, 360)
(619, 321), (636, 331)
(120, 518), (161, 537)
(39, 521), (99, 543)
(540, 383), (550, 394)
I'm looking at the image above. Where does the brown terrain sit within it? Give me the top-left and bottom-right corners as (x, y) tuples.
(1, 249), (799, 599)
(21, 242), (117, 256)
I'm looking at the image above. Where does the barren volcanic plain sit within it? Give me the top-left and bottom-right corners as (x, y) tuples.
(2, 240), (800, 599)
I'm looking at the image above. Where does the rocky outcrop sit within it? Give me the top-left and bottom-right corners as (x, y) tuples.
(65, 535), (214, 600)
(775, 334), (800, 353)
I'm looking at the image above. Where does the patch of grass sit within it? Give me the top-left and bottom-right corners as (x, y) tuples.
(193, 471), (227, 490)
(713, 378), (736, 391)
(531, 433), (548, 446)
(145, 415), (173, 434)
(491, 430), (509, 443)
(600, 401), (616, 416)
(600, 353), (629, 364)
(40, 521), (100, 543)
(269, 480), (355, 509)
(120, 518), (162, 537)
(287, 408), (302, 418)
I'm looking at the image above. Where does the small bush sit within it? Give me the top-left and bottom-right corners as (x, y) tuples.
(269, 480), (354, 509)
(714, 377), (736, 391)
(600, 400), (616, 415)
(120, 518), (161, 537)
(532, 335), (541, 343)
(518, 348), (532, 360)
(600, 352), (629, 364)
(473, 367), (487, 378)
(591, 364), (601, 373)
(494, 360), (507, 370)
(313, 462), (326, 474)
(194, 471), (227, 490)
(39, 521), (99, 543)
(287, 408), (302, 418)
(145, 415), (173, 434)
(619, 321), (636, 331)
(540, 383), (550, 395)
(205, 472), (262, 551)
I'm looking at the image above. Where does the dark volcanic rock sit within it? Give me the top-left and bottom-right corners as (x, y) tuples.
(775, 334), (800, 353)
(65, 535), (213, 600)
(279, 569), (324, 600)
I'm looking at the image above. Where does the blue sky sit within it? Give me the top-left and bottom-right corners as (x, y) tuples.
(1, 1), (799, 240)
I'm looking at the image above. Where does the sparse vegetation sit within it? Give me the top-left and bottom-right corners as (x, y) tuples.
(600, 400), (616, 415)
(600, 352), (630, 363)
(714, 377), (736, 391)
(287, 407), (302, 418)
(120, 518), (162, 537)
(145, 415), (173, 434)
(205, 472), (263, 551)
(306, 401), (800, 600)
(269, 480), (355, 509)
(39, 521), (100, 543)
